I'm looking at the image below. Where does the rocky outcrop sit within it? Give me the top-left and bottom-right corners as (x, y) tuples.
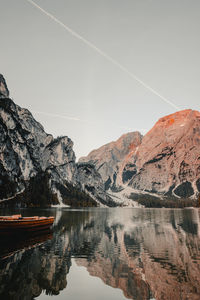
(77, 162), (118, 206)
(129, 109), (200, 198)
(79, 132), (142, 191)
(0, 74), (9, 98)
(1, 73), (199, 205)
(0, 95), (78, 206)
(82, 109), (200, 200)
(0, 74), (116, 207)
(0, 75), (100, 207)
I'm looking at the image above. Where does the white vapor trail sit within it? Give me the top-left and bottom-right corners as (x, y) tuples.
(33, 110), (136, 131)
(33, 110), (81, 121)
(33, 111), (131, 129)
(26, 0), (179, 110)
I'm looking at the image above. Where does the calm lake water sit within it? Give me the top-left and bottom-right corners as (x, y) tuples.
(0, 207), (200, 300)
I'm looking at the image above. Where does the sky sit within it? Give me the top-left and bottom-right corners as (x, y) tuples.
(1, 0), (200, 159)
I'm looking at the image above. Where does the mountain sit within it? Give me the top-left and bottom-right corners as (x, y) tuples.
(0, 74), (9, 98)
(81, 109), (200, 201)
(77, 162), (118, 206)
(0, 74), (112, 207)
(79, 132), (143, 191)
(1, 73), (199, 207)
(129, 109), (200, 198)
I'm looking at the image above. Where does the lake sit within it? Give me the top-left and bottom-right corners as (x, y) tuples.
(0, 207), (200, 300)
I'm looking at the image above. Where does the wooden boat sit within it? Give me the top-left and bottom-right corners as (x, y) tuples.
(0, 214), (54, 232)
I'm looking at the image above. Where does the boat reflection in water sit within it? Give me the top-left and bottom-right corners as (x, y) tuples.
(0, 229), (53, 260)
(0, 208), (200, 300)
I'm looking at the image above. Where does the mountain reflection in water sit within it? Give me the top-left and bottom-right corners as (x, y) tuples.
(0, 208), (200, 300)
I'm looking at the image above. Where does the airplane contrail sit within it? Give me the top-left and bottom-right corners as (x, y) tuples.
(33, 110), (137, 131)
(33, 110), (81, 121)
(26, 0), (179, 110)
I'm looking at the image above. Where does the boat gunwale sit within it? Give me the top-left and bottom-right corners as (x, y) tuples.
(0, 216), (54, 231)
(0, 216), (54, 223)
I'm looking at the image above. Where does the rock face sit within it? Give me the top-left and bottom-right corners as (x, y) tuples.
(77, 162), (118, 206)
(1, 73), (199, 206)
(0, 74), (9, 98)
(0, 95), (77, 206)
(129, 109), (200, 198)
(0, 74), (100, 207)
(79, 132), (143, 191)
(80, 109), (200, 200)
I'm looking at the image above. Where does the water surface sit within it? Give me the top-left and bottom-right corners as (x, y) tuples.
(0, 208), (200, 300)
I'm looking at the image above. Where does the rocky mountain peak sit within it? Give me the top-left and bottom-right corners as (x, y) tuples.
(0, 74), (115, 207)
(0, 74), (9, 98)
(150, 109), (199, 132)
(130, 109), (200, 198)
(135, 109), (200, 166)
(80, 108), (200, 202)
(1, 73), (199, 206)
(79, 131), (143, 190)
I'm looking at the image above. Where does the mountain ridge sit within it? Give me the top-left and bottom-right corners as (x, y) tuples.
(130, 109), (200, 198)
(0, 74), (199, 207)
(82, 109), (200, 201)
(79, 131), (143, 191)
(0, 74), (113, 207)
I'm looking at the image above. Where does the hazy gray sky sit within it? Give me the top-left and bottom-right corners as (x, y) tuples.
(1, 0), (200, 158)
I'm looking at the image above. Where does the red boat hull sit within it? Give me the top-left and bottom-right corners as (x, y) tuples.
(0, 215), (54, 232)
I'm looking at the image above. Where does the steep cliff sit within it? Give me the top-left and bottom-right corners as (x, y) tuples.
(0, 74), (9, 98)
(129, 109), (200, 198)
(79, 132), (143, 191)
(77, 162), (118, 206)
(0, 74), (97, 207)
(1, 73), (199, 206)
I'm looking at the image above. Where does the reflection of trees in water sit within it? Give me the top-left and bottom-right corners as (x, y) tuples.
(0, 238), (71, 299)
(0, 208), (200, 300)
(0, 209), (92, 300)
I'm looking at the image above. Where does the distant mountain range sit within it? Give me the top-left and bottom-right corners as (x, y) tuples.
(0, 74), (199, 207)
